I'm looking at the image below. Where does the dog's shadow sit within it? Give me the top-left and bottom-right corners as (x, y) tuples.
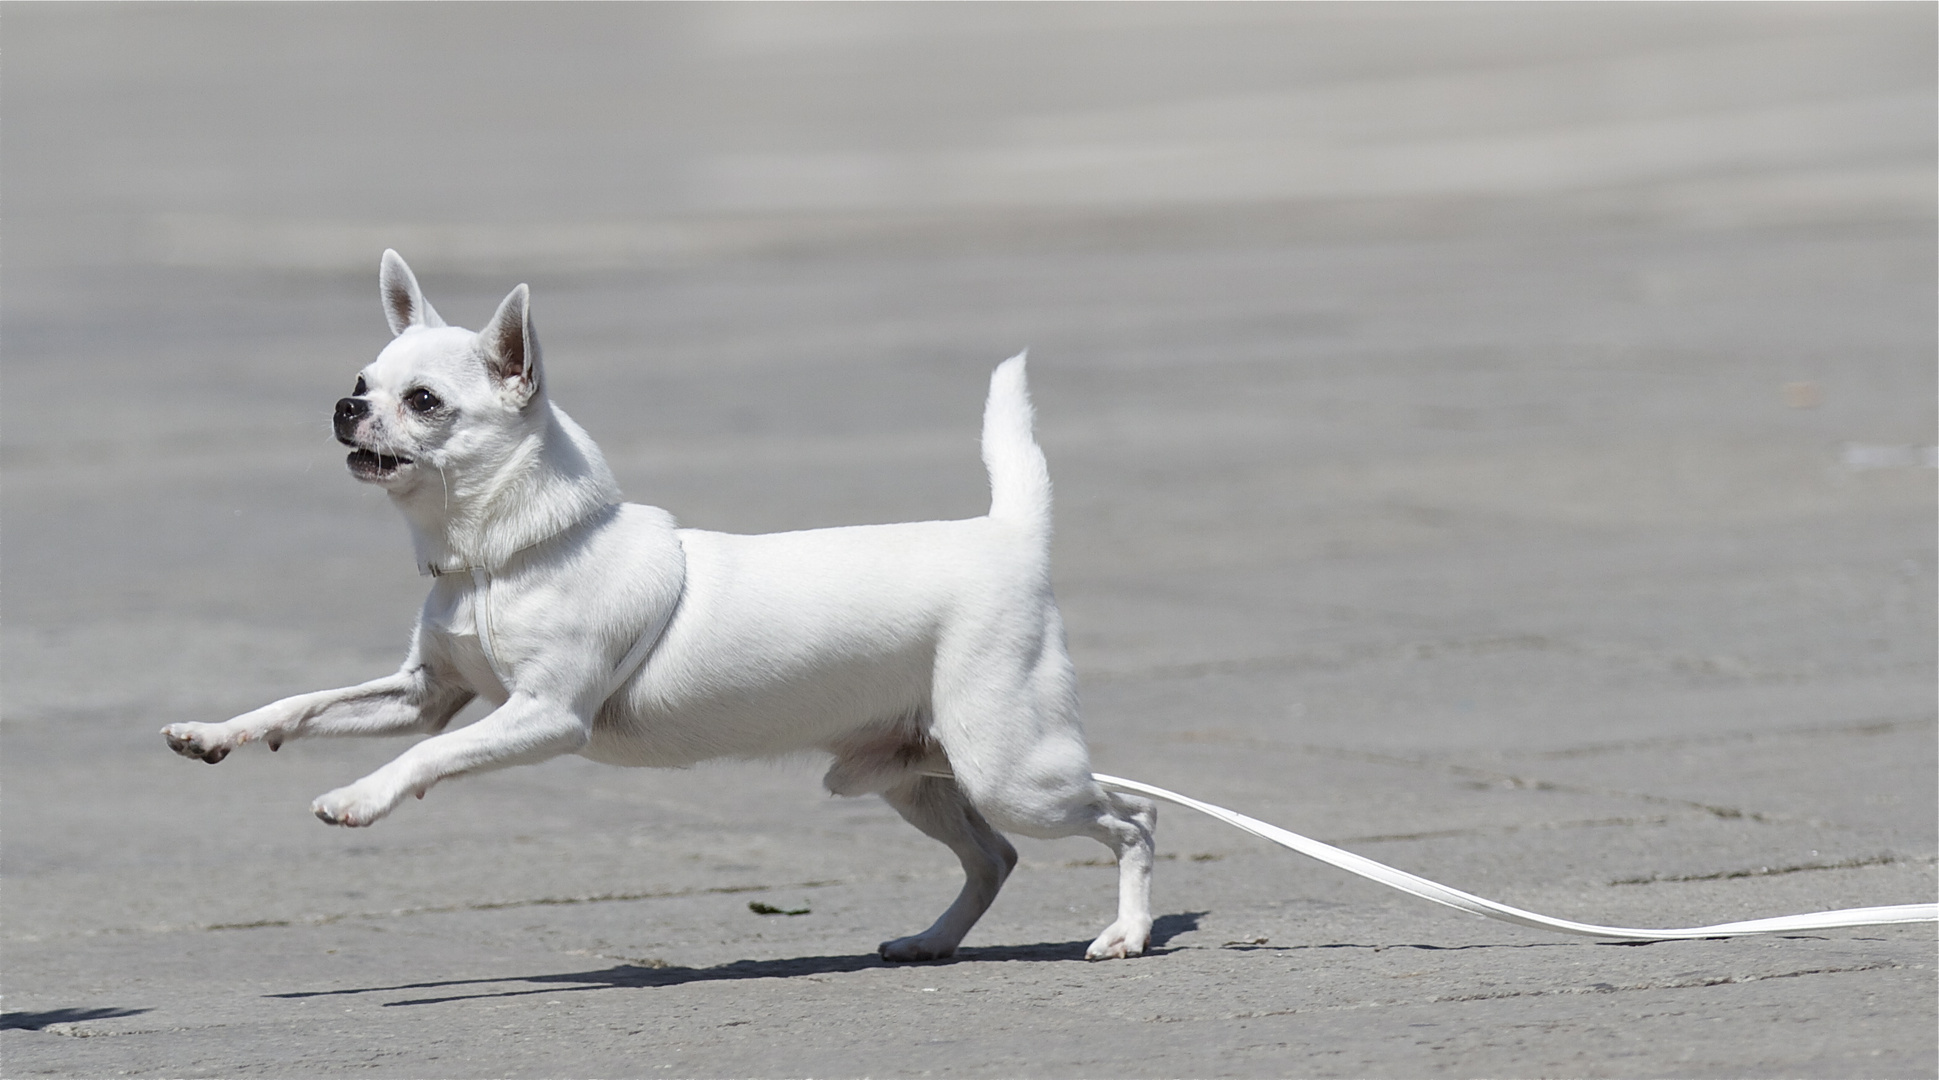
(269, 912), (1208, 1008)
(1, 1007), (151, 1031)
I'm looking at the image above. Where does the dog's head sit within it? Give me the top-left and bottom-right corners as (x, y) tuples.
(335, 252), (622, 573)
(333, 250), (547, 493)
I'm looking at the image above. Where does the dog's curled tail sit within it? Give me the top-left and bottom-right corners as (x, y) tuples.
(982, 351), (1052, 534)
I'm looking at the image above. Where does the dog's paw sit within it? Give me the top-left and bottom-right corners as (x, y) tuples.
(311, 783), (397, 828)
(878, 934), (958, 963)
(1084, 918), (1152, 961)
(161, 722), (237, 764)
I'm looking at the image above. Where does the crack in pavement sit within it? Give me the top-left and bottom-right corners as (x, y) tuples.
(1142, 962), (1910, 1022)
(1610, 853), (1928, 886)
(1424, 961), (1910, 1005)
(9, 879), (849, 942)
(1085, 634), (1932, 686)
(1342, 815), (1674, 845)
(1265, 742), (1796, 825)
(1509, 714), (1934, 760)
(206, 877), (845, 930)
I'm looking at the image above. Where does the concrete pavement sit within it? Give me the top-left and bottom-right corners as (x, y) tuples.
(3, 6), (1934, 1077)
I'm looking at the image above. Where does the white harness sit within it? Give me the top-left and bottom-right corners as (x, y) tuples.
(445, 565), (672, 702)
(425, 511), (677, 704)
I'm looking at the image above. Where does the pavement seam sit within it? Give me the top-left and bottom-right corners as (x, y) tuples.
(1509, 713), (1936, 760)
(1281, 739), (1912, 828)
(1610, 852), (1929, 886)
(1141, 961), (1914, 1022)
(1341, 814), (1675, 845)
(1084, 633), (1934, 685)
(1423, 961), (1912, 1005)
(206, 877), (846, 929)
(9, 878), (849, 942)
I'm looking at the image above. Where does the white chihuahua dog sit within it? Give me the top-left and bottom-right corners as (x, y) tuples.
(163, 251), (1156, 961)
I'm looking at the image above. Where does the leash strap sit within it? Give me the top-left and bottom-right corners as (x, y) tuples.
(1093, 773), (1938, 940)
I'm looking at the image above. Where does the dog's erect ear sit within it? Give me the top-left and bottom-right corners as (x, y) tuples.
(379, 249), (447, 336)
(480, 283), (542, 404)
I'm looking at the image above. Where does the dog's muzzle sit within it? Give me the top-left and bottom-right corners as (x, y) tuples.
(334, 396), (369, 444)
(334, 396), (413, 479)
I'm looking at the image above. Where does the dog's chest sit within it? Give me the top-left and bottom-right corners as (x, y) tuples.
(420, 579), (507, 702)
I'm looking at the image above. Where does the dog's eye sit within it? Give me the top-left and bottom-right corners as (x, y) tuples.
(353, 376), (367, 396)
(405, 388), (442, 414)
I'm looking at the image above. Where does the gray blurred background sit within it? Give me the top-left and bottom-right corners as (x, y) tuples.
(4, 5), (1934, 1078)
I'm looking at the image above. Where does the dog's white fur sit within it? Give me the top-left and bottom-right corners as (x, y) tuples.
(162, 251), (1156, 961)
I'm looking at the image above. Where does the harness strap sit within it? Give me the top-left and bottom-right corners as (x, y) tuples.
(459, 563), (674, 702)
(468, 567), (513, 691)
(422, 505), (671, 700)
(603, 591), (679, 701)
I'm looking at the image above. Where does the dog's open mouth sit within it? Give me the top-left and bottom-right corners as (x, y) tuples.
(346, 448), (415, 480)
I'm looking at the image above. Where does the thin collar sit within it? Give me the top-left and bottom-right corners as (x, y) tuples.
(419, 502), (619, 578)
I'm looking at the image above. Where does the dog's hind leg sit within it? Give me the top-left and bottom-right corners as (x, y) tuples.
(994, 780), (1156, 960)
(924, 730), (1159, 958)
(950, 758), (1158, 960)
(1079, 789), (1157, 959)
(930, 612), (1158, 959)
(877, 775), (1019, 962)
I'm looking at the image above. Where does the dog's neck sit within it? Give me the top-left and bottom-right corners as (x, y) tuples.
(396, 401), (623, 576)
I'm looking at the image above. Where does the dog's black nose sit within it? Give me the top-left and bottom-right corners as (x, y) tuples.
(334, 397), (369, 443)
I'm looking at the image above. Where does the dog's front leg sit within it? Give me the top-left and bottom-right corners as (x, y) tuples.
(161, 665), (469, 764)
(311, 692), (590, 827)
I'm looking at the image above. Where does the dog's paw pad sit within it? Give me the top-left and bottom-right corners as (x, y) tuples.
(312, 786), (389, 828)
(162, 724), (234, 764)
(878, 935), (957, 963)
(1084, 921), (1152, 961)
(313, 802), (366, 827)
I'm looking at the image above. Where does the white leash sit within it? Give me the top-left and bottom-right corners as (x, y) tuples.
(1093, 773), (1938, 941)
